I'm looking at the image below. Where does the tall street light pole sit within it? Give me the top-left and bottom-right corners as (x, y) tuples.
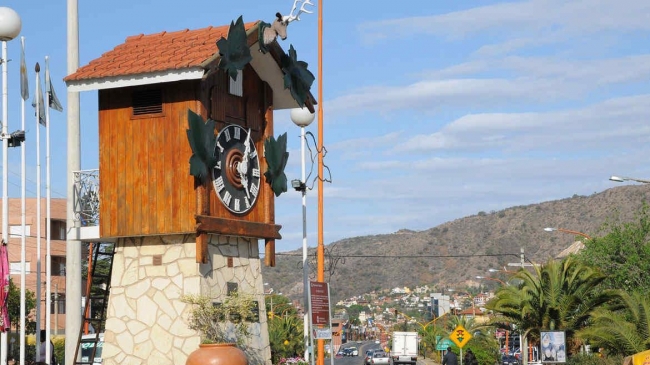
(476, 275), (507, 286)
(610, 175), (650, 184)
(543, 227), (592, 240)
(0, 8), (21, 365)
(290, 107), (315, 363)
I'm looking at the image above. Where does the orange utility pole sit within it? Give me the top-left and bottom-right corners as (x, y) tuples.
(316, 0), (325, 364)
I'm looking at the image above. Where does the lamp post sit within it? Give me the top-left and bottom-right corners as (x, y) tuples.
(488, 268), (515, 274)
(0, 7), (21, 365)
(290, 107), (315, 363)
(543, 227), (592, 240)
(476, 275), (507, 285)
(610, 175), (650, 184)
(394, 310), (440, 331)
(448, 289), (476, 316)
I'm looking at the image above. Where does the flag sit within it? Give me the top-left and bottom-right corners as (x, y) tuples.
(47, 72), (62, 112)
(32, 68), (45, 126)
(0, 243), (10, 331)
(20, 37), (28, 100)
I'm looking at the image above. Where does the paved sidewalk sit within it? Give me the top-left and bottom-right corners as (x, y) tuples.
(418, 356), (440, 365)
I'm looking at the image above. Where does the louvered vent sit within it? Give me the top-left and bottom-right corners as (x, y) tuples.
(229, 70), (243, 97)
(132, 89), (163, 116)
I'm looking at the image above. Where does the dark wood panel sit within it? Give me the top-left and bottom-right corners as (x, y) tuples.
(195, 215), (281, 240)
(204, 66), (275, 225)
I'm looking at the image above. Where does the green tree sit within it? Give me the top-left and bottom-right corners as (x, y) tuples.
(267, 315), (304, 363)
(346, 304), (366, 321)
(577, 204), (650, 293)
(487, 257), (616, 355)
(6, 278), (36, 333)
(265, 294), (296, 318)
(577, 291), (650, 356)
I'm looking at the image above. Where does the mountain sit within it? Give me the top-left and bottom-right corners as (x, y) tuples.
(261, 184), (650, 302)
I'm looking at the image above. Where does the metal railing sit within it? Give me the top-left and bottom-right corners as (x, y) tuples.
(73, 169), (100, 227)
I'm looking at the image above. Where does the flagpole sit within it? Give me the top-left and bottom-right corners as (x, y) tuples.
(20, 36), (28, 365)
(1, 38), (8, 365)
(35, 62), (42, 363)
(45, 56), (53, 364)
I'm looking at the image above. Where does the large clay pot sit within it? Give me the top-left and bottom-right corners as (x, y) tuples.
(186, 343), (248, 365)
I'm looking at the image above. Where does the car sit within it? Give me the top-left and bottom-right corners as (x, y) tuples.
(79, 333), (104, 365)
(349, 347), (359, 356)
(375, 340), (380, 344)
(371, 352), (391, 365)
(365, 350), (376, 365)
(502, 355), (519, 365)
(342, 348), (353, 356)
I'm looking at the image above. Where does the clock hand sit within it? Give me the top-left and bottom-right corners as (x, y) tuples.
(238, 128), (253, 200)
(240, 171), (251, 200)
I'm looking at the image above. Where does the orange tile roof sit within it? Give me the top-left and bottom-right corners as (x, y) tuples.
(65, 21), (260, 82)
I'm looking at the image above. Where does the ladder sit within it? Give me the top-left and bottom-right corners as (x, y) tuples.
(73, 242), (116, 365)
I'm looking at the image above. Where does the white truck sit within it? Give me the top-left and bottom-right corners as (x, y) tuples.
(390, 331), (419, 365)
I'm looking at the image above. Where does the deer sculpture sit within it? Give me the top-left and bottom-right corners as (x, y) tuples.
(262, 0), (314, 45)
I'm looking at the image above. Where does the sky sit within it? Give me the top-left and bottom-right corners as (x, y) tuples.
(2, 0), (650, 253)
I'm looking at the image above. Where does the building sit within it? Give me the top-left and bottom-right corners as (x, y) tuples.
(430, 293), (451, 318)
(1, 198), (68, 334)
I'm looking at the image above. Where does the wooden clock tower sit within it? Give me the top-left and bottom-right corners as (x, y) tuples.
(65, 19), (315, 365)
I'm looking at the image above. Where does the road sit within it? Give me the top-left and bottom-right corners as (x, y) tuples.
(330, 342), (435, 365)
(332, 341), (383, 365)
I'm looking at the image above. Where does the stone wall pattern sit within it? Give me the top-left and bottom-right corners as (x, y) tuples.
(101, 234), (271, 365)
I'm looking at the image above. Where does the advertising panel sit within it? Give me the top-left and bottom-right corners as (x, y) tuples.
(540, 331), (566, 363)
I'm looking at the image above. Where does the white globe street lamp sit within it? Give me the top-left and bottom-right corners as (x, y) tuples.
(290, 106), (315, 363)
(0, 7), (21, 365)
(0, 7), (22, 41)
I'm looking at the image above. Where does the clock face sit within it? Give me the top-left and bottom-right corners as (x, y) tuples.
(212, 124), (261, 214)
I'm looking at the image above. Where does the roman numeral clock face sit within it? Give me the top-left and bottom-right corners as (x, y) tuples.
(212, 124), (261, 214)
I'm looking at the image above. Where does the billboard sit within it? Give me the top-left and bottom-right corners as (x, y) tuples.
(540, 331), (566, 363)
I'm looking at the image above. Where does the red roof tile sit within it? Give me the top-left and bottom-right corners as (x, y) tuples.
(65, 21), (260, 82)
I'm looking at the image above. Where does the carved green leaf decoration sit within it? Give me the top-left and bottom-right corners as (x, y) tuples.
(281, 44), (315, 108)
(186, 109), (217, 182)
(258, 21), (271, 55)
(264, 133), (290, 197)
(217, 15), (253, 81)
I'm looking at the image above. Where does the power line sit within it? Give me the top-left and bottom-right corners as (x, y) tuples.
(275, 252), (522, 259)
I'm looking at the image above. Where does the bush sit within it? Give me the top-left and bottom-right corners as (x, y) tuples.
(566, 353), (624, 365)
(466, 345), (499, 365)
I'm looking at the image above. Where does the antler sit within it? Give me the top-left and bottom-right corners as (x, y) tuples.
(282, 0), (314, 24)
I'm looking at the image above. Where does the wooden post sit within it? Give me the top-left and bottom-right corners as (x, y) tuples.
(196, 178), (210, 263)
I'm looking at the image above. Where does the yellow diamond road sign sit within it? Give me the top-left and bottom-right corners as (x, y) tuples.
(450, 325), (472, 348)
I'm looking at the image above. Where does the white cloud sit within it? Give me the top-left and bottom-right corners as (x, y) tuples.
(327, 77), (578, 115)
(329, 52), (650, 116)
(358, 0), (650, 44)
(392, 94), (650, 152)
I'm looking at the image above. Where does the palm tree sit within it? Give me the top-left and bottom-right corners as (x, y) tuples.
(487, 257), (616, 357)
(577, 291), (650, 356)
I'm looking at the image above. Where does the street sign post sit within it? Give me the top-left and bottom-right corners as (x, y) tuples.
(436, 338), (454, 351)
(450, 325), (473, 365)
(309, 281), (331, 339)
(450, 325), (472, 348)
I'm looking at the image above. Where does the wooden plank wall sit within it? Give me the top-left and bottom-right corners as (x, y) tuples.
(204, 65), (275, 225)
(98, 81), (200, 238)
